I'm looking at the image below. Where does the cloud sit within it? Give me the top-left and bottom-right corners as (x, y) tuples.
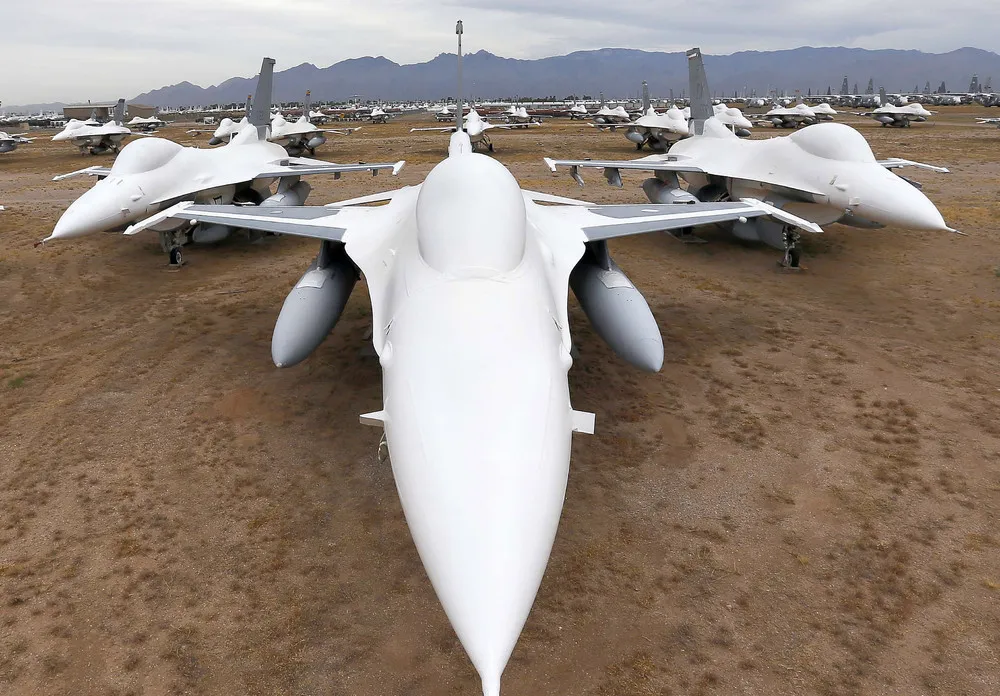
(1, 0), (998, 105)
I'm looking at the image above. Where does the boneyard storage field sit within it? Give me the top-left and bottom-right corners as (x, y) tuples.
(1, 110), (999, 695)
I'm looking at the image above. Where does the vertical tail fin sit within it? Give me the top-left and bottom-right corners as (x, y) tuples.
(113, 98), (126, 125)
(641, 81), (650, 113)
(879, 86), (886, 107)
(250, 57), (276, 134)
(599, 91), (605, 108)
(245, 94), (252, 120)
(455, 20), (464, 133)
(686, 47), (712, 135)
(304, 90), (311, 118)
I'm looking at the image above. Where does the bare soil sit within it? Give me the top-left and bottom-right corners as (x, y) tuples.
(1, 108), (998, 696)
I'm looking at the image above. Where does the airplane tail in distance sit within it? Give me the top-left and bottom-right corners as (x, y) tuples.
(245, 94), (252, 120)
(304, 90), (311, 117)
(113, 98), (126, 125)
(879, 87), (887, 107)
(642, 81), (650, 113)
(250, 57), (276, 131)
(686, 47), (712, 135)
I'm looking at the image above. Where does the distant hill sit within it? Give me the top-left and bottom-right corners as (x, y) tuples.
(13, 46), (999, 111)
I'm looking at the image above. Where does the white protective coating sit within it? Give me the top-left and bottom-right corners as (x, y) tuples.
(51, 119), (133, 149)
(135, 126), (840, 694)
(46, 125), (399, 241)
(334, 134), (587, 694)
(615, 119), (948, 230)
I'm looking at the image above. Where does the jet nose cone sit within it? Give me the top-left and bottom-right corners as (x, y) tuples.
(47, 184), (133, 241)
(869, 174), (948, 231)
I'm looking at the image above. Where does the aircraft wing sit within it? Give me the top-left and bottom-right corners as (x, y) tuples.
(52, 166), (113, 181)
(410, 126), (456, 133)
(877, 158), (950, 173)
(487, 122), (543, 130)
(256, 158), (405, 178)
(535, 198), (823, 240)
(124, 201), (387, 241)
(543, 157), (706, 186)
(320, 127), (361, 136)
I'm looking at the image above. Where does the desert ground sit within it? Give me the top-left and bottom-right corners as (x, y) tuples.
(1, 107), (998, 696)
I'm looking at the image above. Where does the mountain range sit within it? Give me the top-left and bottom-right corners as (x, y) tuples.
(8, 46), (1000, 112)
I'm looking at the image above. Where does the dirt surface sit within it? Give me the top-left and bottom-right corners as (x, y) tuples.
(1, 107), (999, 696)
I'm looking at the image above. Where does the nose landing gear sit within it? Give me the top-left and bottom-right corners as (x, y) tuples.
(780, 227), (802, 269)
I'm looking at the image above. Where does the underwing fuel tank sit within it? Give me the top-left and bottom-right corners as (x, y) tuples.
(641, 175), (699, 205)
(191, 223), (231, 244)
(306, 134), (326, 150)
(271, 240), (358, 367)
(262, 179), (311, 208)
(569, 241), (664, 372)
(625, 128), (646, 145)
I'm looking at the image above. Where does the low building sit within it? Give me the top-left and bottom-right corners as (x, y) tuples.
(63, 102), (158, 122)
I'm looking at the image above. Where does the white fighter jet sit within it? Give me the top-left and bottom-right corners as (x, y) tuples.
(863, 88), (935, 127)
(268, 91), (360, 156)
(810, 102), (839, 120)
(761, 97), (817, 128)
(592, 93), (632, 124)
(501, 104), (539, 126)
(975, 117), (1000, 128)
(0, 130), (33, 153)
(52, 99), (138, 155)
(42, 58), (404, 265)
(411, 106), (540, 152)
(127, 115), (167, 132)
(592, 82), (688, 151)
(567, 102), (590, 120)
(545, 48), (956, 268)
(683, 103), (753, 137)
(367, 106), (389, 124)
(124, 24), (825, 694)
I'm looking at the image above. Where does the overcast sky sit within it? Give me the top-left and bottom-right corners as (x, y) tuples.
(2, 1), (997, 105)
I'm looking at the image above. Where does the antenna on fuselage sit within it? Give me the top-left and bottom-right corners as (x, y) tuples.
(456, 20), (464, 133)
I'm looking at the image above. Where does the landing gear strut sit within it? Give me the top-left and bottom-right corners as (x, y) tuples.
(780, 227), (802, 269)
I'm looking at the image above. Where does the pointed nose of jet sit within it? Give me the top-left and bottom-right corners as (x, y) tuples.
(46, 181), (136, 241)
(861, 171), (949, 231)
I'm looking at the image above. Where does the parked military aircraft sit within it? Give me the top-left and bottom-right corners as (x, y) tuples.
(592, 82), (688, 151)
(124, 24), (824, 695)
(268, 91), (361, 156)
(761, 97), (817, 128)
(0, 131), (33, 153)
(411, 107), (540, 152)
(52, 99), (137, 155)
(545, 48), (955, 268)
(42, 58), (404, 265)
(863, 88), (935, 127)
(127, 115), (167, 132)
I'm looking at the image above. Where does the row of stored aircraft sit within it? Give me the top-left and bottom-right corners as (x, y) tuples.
(18, 21), (965, 694)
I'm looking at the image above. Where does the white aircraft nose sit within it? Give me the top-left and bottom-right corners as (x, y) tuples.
(47, 184), (132, 240)
(382, 283), (576, 695)
(861, 172), (948, 231)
